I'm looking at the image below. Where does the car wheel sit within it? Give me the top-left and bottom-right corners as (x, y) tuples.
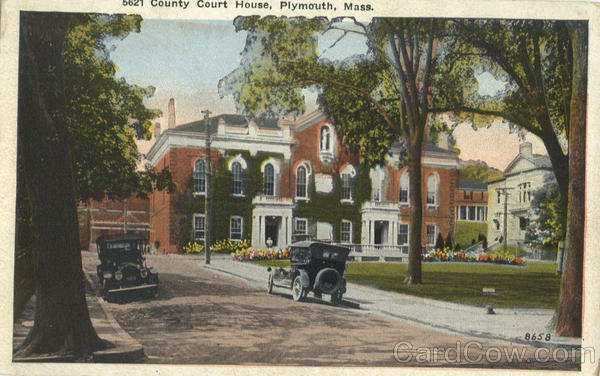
(151, 287), (159, 299)
(267, 271), (274, 294)
(330, 290), (343, 306)
(291, 276), (306, 302)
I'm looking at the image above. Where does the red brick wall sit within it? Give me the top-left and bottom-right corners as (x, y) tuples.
(455, 189), (488, 206)
(283, 119), (360, 200)
(393, 167), (459, 245)
(150, 147), (224, 254)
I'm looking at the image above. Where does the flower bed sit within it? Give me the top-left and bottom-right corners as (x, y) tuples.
(231, 248), (290, 261)
(423, 247), (525, 266)
(182, 239), (252, 255)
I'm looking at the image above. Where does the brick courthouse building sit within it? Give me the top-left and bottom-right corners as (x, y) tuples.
(145, 104), (465, 259)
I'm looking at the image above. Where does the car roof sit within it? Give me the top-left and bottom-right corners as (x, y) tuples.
(290, 241), (350, 255)
(96, 234), (147, 243)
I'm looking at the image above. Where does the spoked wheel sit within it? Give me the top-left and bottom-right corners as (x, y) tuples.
(267, 272), (274, 294)
(292, 276), (306, 302)
(330, 290), (343, 306)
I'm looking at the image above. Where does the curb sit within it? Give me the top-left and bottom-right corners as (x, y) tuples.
(82, 257), (146, 363)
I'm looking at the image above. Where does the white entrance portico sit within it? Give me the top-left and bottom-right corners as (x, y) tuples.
(251, 196), (294, 249)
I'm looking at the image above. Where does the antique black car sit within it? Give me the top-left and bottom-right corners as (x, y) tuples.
(266, 241), (350, 305)
(96, 234), (159, 301)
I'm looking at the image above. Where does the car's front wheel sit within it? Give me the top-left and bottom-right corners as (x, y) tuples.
(291, 276), (306, 302)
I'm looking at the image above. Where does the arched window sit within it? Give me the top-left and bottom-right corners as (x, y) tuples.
(340, 165), (356, 202)
(400, 170), (409, 205)
(232, 162), (243, 196)
(264, 163), (275, 196)
(320, 126), (331, 152)
(426, 173), (439, 207)
(296, 165), (307, 198)
(193, 158), (206, 194)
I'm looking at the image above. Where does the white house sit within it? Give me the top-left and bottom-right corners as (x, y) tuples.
(487, 141), (556, 247)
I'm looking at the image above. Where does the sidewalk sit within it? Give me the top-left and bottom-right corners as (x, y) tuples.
(201, 258), (581, 350)
(13, 253), (145, 363)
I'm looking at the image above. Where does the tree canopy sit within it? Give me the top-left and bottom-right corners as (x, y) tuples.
(65, 14), (174, 201)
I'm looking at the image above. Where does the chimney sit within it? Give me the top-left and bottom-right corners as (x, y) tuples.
(154, 122), (161, 138)
(438, 132), (450, 151)
(168, 98), (176, 129)
(519, 141), (533, 160)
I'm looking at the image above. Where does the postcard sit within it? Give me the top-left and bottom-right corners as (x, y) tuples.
(1, 0), (599, 375)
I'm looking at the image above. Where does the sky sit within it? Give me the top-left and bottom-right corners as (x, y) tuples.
(109, 18), (548, 171)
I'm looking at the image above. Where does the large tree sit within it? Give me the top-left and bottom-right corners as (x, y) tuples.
(431, 19), (586, 337)
(15, 12), (172, 357)
(221, 17), (445, 284)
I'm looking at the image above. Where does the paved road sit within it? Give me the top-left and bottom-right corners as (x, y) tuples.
(81, 252), (579, 369)
(204, 257), (581, 349)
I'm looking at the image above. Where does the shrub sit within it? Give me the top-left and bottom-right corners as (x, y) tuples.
(183, 242), (204, 254)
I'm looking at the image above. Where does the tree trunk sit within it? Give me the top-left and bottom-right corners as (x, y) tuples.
(15, 12), (106, 357)
(556, 22), (587, 338)
(405, 138), (424, 285)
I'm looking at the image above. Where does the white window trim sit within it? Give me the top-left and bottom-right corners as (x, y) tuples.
(341, 220), (353, 244)
(397, 223), (409, 246)
(399, 170), (410, 207)
(295, 162), (311, 201)
(193, 213), (206, 242)
(294, 218), (308, 235)
(426, 224), (438, 246)
(229, 216), (243, 241)
(228, 154), (248, 198)
(340, 164), (356, 204)
(193, 158), (208, 197)
(426, 173), (440, 210)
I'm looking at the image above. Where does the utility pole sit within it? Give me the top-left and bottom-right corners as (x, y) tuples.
(202, 109), (212, 265)
(496, 188), (512, 252)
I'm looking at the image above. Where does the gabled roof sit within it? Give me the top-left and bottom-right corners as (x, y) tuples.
(458, 179), (488, 191)
(504, 152), (552, 175)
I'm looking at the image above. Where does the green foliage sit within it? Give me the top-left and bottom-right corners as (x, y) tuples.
(295, 163), (371, 244)
(459, 163), (504, 182)
(178, 151), (284, 250)
(183, 242), (204, 254)
(64, 14), (173, 201)
(212, 239), (251, 254)
(435, 232), (445, 250)
(526, 185), (566, 249)
(455, 221), (488, 248)
(489, 246), (523, 259)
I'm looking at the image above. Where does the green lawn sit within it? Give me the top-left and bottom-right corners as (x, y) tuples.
(249, 260), (560, 309)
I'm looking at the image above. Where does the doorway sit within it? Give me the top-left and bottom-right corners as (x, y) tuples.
(265, 216), (281, 247)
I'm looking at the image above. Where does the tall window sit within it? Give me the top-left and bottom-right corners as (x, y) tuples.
(459, 206), (467, 220)
(193, 158), (206, 194)
(230, 216), (243, 240)
(232, 162), (243, 196)
(341, 221), (352, 243)
(399, 171), (409, 205)
(468, 206), (476, 221)
(397, 223), (408, 245)
(427, 225), (437, 245)
(296, 165), (307, 198)
(519, 182), (531, 203)
(263, 163), (275, 196)
(193, 214), (205, 242)
(342, 173), (352, 200)
(320, 126), (331, 152)
(497, 190), (501, 204)
(426, 174), (439, 207)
